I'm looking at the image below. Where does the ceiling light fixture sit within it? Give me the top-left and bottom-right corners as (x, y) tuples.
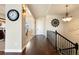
(62, 5), (72, 22)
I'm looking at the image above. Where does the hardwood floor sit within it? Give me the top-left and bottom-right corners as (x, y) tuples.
(22, 35), (59, 55)
(0, 51), (4, 55)
(0, 35), (59, 55)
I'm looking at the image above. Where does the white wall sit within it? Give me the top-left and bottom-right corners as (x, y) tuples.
(60, 18), (79, 44)
(26, 16), (35, 42)
(22, 6), (36, 50)
(5, 4), (22, 52)
(5, 5), (35, 52)
(26, 16), (35, 35)
(35, 15), (64, 37)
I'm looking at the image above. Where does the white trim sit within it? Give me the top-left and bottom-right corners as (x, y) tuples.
(5, 49), (22, 52)
(5, 45), (26, 52)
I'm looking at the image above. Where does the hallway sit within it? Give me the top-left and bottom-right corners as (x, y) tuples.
(0, 4), (79, 55)
(23, 35), (59, 55)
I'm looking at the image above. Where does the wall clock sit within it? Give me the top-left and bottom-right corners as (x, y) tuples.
(51, 19), (60, 27)
(7, 9), (19, 21)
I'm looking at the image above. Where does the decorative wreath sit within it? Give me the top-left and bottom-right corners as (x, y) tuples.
(51, 19), (59, 27)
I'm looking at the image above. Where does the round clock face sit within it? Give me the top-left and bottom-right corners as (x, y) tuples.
(51, 19), (60, 27)
(7, 9), (19, 21)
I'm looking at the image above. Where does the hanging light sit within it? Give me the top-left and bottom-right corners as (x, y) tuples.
(62, 5), (72, 22)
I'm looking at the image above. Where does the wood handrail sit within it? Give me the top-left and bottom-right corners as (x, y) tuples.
(56, 31), (75, 45)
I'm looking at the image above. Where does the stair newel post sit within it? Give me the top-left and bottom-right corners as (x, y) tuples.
(75, 43), (78, 55)
(55, 30), (57, 50)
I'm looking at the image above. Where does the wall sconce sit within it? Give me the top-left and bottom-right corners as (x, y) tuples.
(22, 4), (26, 16)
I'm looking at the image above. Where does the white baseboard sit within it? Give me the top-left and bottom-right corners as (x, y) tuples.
(5, 49), (22, 52)
(5, 45), (26, 52)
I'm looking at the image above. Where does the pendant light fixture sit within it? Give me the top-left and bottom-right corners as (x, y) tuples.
(62, 5), (72, 22)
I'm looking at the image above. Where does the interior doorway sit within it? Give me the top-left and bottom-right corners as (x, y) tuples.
(36, 17), (45, 35)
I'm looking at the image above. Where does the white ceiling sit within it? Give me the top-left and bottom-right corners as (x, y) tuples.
(0, 4), (79, 19)
(27, 4), (79, 18)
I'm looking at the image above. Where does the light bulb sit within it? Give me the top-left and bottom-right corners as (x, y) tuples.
(62, 17), (72, 22)
(66, 17), (72, 21)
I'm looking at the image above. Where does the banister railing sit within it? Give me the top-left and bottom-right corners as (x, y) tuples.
(55, 31), (78, 55)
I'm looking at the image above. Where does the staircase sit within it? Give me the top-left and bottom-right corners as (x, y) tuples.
(47, 31), (78, 55)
